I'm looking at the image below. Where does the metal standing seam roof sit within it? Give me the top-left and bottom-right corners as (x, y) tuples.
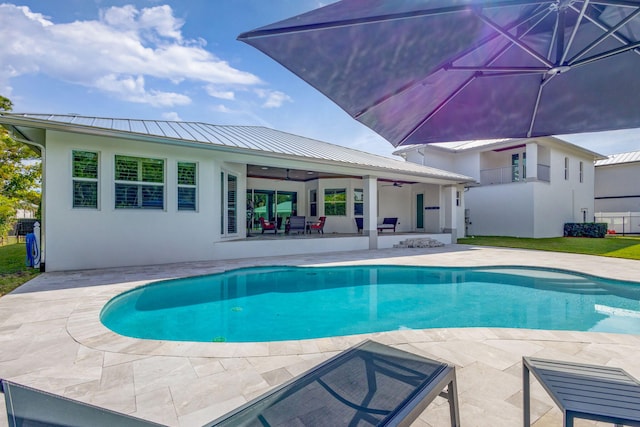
(595, 150), (640, 166)
(394, 138), (606, 159)
(1, 113), (474, 182)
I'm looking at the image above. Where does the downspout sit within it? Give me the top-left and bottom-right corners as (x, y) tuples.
(11, 134), (46, 272)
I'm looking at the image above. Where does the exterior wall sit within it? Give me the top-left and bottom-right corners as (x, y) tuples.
(44, 130), (230, 271)
(533, 149), (595, 237)
(595, 163), (640, 212)
(465, 183), (534, 237)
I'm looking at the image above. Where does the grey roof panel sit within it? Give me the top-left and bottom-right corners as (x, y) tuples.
(596, 150), (640, 166)
(0, 113), (474, 182)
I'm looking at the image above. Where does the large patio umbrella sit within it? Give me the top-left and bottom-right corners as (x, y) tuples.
(238, 0), (640, 146)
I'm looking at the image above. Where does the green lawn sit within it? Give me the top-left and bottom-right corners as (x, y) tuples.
(457, 235), (640, 260)
(0, 243), (40, 296)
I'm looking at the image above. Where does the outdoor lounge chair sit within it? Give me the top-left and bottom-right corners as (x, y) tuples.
(259, 217), (277, 234)
(208, 340), (460, 427)
(377, 217), (398, 232)
(523, 357), (640, 427)
(0, 379), (163, 426)
(285, 215), (306, 234)
(308, 216), (326, 234)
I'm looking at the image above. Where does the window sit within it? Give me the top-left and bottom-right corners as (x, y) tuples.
(456, 191), (461, 207)
(564, 157), (569, 180)
(511, 153), (520, 182)
(177, 162), (197, 211)
(227, 174), (237, 234)
(114, 155), (164, 209)
(354, 188), (364, 216)
(324, 188), (346, 216)
(309, 189), (317, 217)
(72, 150), (98, 209)
(220, 171), (237, 235)
(579, 161), (584, 183)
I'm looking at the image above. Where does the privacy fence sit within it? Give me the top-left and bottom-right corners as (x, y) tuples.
(595, 212), (640, 235)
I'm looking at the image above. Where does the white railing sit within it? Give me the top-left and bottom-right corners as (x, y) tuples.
(479, 164), (550, 185)
(537, 164), (550, 182)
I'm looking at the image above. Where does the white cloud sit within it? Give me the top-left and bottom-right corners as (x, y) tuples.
(205, 85), (235, 100)
(95, 74), (190, 107)
(161, 111), (182, 121)
(212, 104), (231, 113)
(0, 3), (261, 107)
(255, 89), (292, 109)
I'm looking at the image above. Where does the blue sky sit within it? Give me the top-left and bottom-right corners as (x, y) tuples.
(1, 1), (639, 158)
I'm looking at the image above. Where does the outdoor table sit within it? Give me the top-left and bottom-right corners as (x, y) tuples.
(523, 357), (640, 427)
(209, 340), (460, 426)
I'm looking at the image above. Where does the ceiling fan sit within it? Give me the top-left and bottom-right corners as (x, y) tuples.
(382, 182), (403, 188)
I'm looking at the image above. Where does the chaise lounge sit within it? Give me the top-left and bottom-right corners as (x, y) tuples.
(377, 217), (398, 232)
(209, 340), (460, 426)
(0, 379), (162, 426)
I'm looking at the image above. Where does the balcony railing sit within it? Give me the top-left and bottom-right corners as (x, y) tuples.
(479, 164), (550, 185)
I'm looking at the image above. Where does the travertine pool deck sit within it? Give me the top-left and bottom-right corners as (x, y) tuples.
(1, 244), (639, 426)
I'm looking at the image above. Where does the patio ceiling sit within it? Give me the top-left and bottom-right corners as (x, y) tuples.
(247, 164), (417, 185)
(247, 165), (359, 182)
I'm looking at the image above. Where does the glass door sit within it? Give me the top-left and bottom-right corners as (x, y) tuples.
(416, 193), (424, 229)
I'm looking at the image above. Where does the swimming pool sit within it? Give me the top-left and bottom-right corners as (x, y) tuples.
(100, 265), (640, 342)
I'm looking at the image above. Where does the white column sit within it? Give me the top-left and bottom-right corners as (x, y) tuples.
(444, 185), (458, 241)
(363, 176), (378, 249)
(526, 142), (538, 181)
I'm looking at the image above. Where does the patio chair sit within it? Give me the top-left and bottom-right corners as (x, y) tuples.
(0, 379), (163, 426)
(285, 215), (306, 234)
(308, 216), (326, 234)
(258, 217), (277, 234)
(377, 217), (398, 232)
(208, 340), (460, 427)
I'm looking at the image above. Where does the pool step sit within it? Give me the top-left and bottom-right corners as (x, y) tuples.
(394, 238), (445, 248)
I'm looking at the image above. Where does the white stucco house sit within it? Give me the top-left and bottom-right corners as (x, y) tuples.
(0, 113), (473, 271)
(394, 137), (606, 238)
(594, 150), (640, 234)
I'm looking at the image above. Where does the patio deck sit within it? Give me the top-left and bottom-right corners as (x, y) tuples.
(1, 245), (639, 426)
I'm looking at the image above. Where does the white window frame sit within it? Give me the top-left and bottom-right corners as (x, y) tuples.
(177, 161), (197, 211)
(114, 155), (165, 210)
(220, 170), (238, 236)
(72, 150), (99, 209)
(579, 161), (584, 183)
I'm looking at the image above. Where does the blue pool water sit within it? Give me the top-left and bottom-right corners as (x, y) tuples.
(100, 265), (640, 342)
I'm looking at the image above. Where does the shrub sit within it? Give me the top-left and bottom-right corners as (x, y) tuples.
(563, 222), (607, 238)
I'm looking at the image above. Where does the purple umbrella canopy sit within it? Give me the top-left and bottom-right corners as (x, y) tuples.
(239, 0), (640, 146)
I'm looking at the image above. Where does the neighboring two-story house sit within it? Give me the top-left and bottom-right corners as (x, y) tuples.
(395, 137), (606, 238)
(594, 150), (640, 234)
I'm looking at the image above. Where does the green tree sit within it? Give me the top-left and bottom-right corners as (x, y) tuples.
(0, 95), (41, 239)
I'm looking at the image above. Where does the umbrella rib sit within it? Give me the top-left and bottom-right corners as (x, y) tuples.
(527, 74), (556, 137)
(570, 3), (640, 59)
(568, 5), (640, 64)
(475, 12), (554, 67)
(398, 74), (478, 145)
(571, 40), (640, 66)
(560, 0), (590, 65)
